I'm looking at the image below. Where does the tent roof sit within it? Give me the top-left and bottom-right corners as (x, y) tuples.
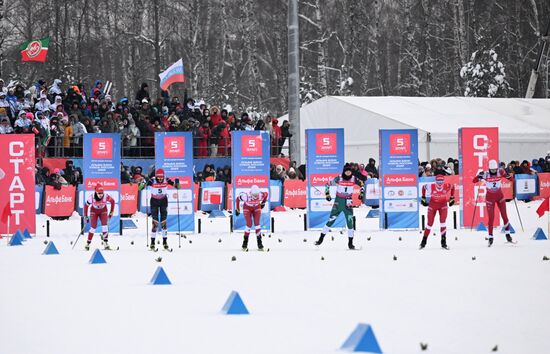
(332, 96), (550, 136)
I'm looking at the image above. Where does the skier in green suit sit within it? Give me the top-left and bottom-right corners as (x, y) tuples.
(315, 164), (365, 249)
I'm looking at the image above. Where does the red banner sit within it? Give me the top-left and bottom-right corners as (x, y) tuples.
(226, 183), (233, 211)
(120, 183), (138, 215)
(42, 158), (68, 173)
(0, 134), (36, 234)
(459, 127), (499, 227)
(444, 175), (461, 204)
(270, 157), (290, 171)
(283, 179), (307, 208)
(534, 173), (550, 200)
(44, 185), (76, 217)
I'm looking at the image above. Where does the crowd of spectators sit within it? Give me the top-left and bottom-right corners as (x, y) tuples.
(0, 78), (292, 158)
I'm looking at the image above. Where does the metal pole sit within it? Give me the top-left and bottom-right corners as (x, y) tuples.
(288, 0), (301, 166)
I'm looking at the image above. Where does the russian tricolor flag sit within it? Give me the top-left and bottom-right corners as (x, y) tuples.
(159, 59), (185, 90)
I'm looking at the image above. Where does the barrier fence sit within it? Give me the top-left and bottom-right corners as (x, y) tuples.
(35, 173), (550, 218)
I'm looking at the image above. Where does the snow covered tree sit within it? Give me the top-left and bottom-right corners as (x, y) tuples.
(460, 49), (511, 97)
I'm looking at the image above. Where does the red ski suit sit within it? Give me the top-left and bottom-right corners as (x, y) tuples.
(84, 193), (115, 241)
(236, 191), (268, 237)
(422, 182), (454, 237)
(473, 169), (512, 236)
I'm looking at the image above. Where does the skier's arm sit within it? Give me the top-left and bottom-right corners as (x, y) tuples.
(448, 184), (455, 206)
(83, 201), (90, 223)
(235, 194), (244, 216)
(324, 177), (337, 201)
(108, 195), (115, 218)
(421, 185), (428, 206)
(138, 178), (152, 191)
(473, 171), (484, 183)
(355, 178), (365, 200)
(260, 192), (268, 209)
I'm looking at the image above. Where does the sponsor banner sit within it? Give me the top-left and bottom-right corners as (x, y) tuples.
(514, 174), (539, 201)
(200, 181), (225, 211)
(35, 185), (43, 214)
(306, 129), (345, 229)
(364, 178), (380, 207)
(120, 183), (139, 215)
(459, 127), (499, 228)
(226, 183), (233, 211)
(155, 132), (195, 232)
(83, 134), (121, 233)
(270, 180), (283, 209)
(0, 134), (36, 234)
(534, 173), (550, 200)
(379, 129), (419, 229)
(231, 131), (271, 231)
(283, 179), (307, 208)
(44, 185), (76, 217)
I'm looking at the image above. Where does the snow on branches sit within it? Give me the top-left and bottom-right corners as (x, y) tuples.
(460, 49), (510, 97)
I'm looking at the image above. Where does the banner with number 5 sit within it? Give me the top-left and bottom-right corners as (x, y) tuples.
(83, 133), (121, 233)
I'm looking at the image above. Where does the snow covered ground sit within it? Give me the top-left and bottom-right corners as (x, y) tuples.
(1, 201), (550, 354)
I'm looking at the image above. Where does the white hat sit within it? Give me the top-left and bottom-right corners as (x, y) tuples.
(141, 98), (148, 104)
(488, 160), (498, 170)
(250, 185), (260, 196)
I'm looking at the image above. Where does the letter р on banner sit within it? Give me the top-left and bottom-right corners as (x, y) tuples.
(0, 134), (36, 234)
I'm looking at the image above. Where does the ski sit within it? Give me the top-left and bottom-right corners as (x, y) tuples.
(441, 246), (450, 250)
(162, 247), (173, 252)
(103, 246), (120, 251)
(149, 247), (159, 252)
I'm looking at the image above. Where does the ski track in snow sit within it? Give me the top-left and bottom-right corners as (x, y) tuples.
(1, 202), (549, 354)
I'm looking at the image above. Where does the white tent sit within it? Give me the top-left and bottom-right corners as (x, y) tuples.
(281, 96), (550, 164)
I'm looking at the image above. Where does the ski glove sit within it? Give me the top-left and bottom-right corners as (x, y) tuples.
(421, 196), (428, 207)
(260, 201), (266, 209)
(235, 209), (240, 217)
(448, 196), (455, 207)
(477, 171), (484, 179)
(85, 216), (90, 224)
(108, 212), (113, 219)
(174, 178), (180, 189)
(325, 192), (332, 202)
(358, 189), (365, 200)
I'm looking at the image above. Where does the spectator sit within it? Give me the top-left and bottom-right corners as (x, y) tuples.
(0, 116), (14, 134)
(131, 166), (145, 183)
(511, 160), (522, 175)
(287, 167), (299, 179)
(254, 118), (266, 131)
(71, 114), (87, 157)
(47, 168), (68, 190)
(210, 106), (223, 127)
(61, 116), (73, 156)
(34, 93), (51, 112)
(365, 158), (379, 178)
(0, 92), (11, 119)
(121, 163), (132, 184)
(423, 164), (433, 177)
(48, 79), (62, 101)
(519, 160), (533, 174)
(532, 159), (542, 173)
(63, 160), (82, 186)
(230, 117), (244, 131)
(274, 164), (287, 180)
(271, 117), (282, 156)
(543, 155), (550, 172)
(203, 164), (216, 181)
(351, 163), (367, 182)
(14, 111), (33, 133)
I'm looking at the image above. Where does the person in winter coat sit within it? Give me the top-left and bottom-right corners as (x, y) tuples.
(217, 122), (231, 156)
(210, 106), (223, 127)
(271, 118), (282, 156)
(0, 116), (14, 134)
(519, 160), (533, 174)
(14, 111), (33, 133)
(254, 119), (266, 131)
(532, 159), (543, 173)
(280, 120), (292, 156)
(70, 115), (87, 157)
(230, 118), (245, 131)
(197, 121), (210, 157)
(48, 79), (62, 101)
(135, 82), (150, 103)
(203, 164), (216, 181)
(365, 158), (379, 178)
(34, 93), (51, 112)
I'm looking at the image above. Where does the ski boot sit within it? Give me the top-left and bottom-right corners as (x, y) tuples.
(419, 236), (427, 249)
(441, 235), (449, 250)
(84, 241), (91, 251)
(163, 238), (170, 251)
(348, 237), (355, 250)
(103, 241), (112, 250)
(488, 236), (494, 247)
(150, 238), (157, 251)
(315, 233), (325, 246)
(257, 235), (264, 251)
(505, 234), (514, 243)
(242, 236), (249, 251)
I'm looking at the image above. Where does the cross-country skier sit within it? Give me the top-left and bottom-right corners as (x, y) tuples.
(420, 174), (455, 249)
(84, 184), (115, 250)
(472, 159), (514, 246)
(235, 185), (268, 251)
(315, 164), (365, 250)
(139, 168), (179, 251)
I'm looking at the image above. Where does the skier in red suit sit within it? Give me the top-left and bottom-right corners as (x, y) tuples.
(472, 159), (514, 247)
(235, 185), (268, 250)
(84, 184), (115, 250)
(420, 174), (455, 249)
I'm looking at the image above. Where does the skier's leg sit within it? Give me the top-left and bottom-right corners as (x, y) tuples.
(497, 198), (513, 241)
(421, 206), (436, 248)
(86, 212), (99, 249)
(150, 202), (160, 247)
(99, 212), (109, 242)
(160, 199), (168, 246)
(253, 208), (263, 249)
(316, 204), (340, 245)
(344, 207), (355, 249)
(242, 208), (252, 249)
(439, 206), (448, 248)
(487, 199), (496, 246)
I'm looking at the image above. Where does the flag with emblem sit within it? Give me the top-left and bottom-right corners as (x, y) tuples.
(20, 37), (50, 62)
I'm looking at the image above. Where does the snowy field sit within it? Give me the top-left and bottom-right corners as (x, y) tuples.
(1, 201), (550, 354)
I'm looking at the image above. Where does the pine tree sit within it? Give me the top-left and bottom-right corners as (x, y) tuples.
(460, 49), (511, 97)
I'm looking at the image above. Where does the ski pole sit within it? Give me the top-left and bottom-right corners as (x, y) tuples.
(470, 185), (481, 231)
(145, 187), (149, 248)
(176, 184), (181, 248)
(72, 218), (87, 250)
(512, 196), (524, 232)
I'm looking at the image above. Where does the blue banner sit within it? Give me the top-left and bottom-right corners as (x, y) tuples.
(379, 129), (419, 229)
(306, 128), (345, 229)
(364, 178), (380, 207)
(514, 174), (539, 201)
(35, 185), (43, 214)
(154, 132), (195, 233)
(270, 179), (283, 209)
(200, 181), (226, 211)
(418, 176), (436, 203)
(83, 133), (121, 233)
(231, 131), (271, 231)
